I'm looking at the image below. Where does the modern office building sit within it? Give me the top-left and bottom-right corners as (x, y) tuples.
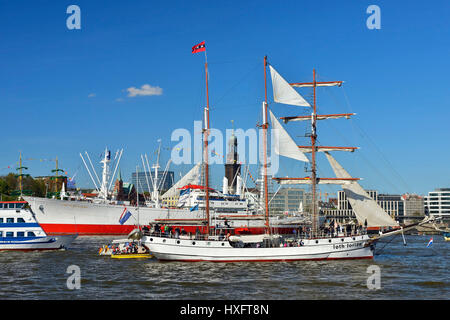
(131, 171), (174, 193)
(402, 193), (425, 224)
(378, 193), (403, 220)
(324, 190), (412, 223)
(269, 187), (309, 216)
(424, 188), (450, 220)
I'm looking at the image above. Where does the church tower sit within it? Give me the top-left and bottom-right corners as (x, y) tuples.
(224, 125), (241, 195)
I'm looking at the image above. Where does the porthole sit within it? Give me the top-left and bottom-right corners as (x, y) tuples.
(192, 241), (196, 245)
(150, 238), (153, 242)
(328, 239), (332, 243)
(352, 237), (355, 240)
(315, 240), (319, 244)
(341, 238), (344, 242)
(177, 240), (180, 244)
(163, 239), (166, 243)
(221, 243), (225, 246)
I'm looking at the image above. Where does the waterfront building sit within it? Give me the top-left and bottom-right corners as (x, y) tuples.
(325, 190), (378, 223)
(402, 193), (425, 224)
(378, 193), (403, 221)
(323, 190), (417, 224)
(161, 195), (179, 207)
(424, 188), (450, 220)
(269, 187), (309, 216)
(131, 171), (174, 193)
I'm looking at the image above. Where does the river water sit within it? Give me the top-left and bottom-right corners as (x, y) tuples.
(0, 235), (447, 300)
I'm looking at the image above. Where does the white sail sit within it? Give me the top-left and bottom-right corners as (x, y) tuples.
(269, 65), (311, 107)
(270, 110), (309, 163)
(324, 152), (398, 227)
(161, 163), (201, 199)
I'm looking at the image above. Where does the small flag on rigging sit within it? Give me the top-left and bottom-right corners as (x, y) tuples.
(192, 41), (206, 54)
(426, 237), (433, 248)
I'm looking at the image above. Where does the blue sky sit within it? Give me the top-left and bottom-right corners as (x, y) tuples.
(0, 0), (449, 196)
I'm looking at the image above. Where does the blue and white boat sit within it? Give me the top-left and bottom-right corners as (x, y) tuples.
(0, 201), (77, 251)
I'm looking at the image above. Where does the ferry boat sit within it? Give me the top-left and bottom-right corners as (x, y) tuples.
(0, 201), (77, 251)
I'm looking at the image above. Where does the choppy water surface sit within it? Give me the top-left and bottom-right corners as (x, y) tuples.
(0, 235), (448, 300)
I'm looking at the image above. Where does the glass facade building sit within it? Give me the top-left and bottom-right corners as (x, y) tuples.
(131, 171), (174, 193)
(269, 187), (308, 215)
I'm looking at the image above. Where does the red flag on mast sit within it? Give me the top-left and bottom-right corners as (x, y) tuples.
(192, 41), (206, 54)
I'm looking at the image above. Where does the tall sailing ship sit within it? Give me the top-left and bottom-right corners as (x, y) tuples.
(142, 54), (431, 262)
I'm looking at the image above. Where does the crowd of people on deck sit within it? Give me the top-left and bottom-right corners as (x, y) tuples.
(140, 219), (368, 242)
(319, 219), (367, 237)
(107, 241), (144, 255)
(142, 223), (201, 239)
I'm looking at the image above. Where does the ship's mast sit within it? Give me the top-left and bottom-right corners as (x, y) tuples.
(267, 65), (347, 236)
(54, 156), (59, 192)
(99, 148), (111, 200)
(263, 56), (271, 234)
(18, 152), (23, 195)
(287, 72), (345, 235)
(16, 152), (29, 196)
(204, 58), (211, 236)
(152, 140), (162, 208)
(311, 69), (318, 233)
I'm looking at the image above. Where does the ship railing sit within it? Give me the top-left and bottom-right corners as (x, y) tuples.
(143, 230), (212, 241)
(286, 229), (368, 240)
(142, 229), (367, 241)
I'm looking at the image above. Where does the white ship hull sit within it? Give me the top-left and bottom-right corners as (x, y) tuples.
(23, 197), (289, 236)
(0, 234), (77, 251)
(142, 234), (375, 262)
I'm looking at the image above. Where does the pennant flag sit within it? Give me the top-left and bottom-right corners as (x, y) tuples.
(119, 207), (132, 225)
(426, 237), (433, 248)
(192, 41), (206, 54)
(190, 204), (199, 212)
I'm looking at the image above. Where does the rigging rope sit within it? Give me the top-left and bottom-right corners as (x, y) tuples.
(318, 87), (406, 194)
(341, 86), (412, 193)
(374, 234), (398, 255)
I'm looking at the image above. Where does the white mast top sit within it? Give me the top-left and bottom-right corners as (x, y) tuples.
(152, 139), (162, 208)
(98, 147), (111, 200)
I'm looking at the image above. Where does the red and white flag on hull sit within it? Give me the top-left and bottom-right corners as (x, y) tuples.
(192, 41), (206, 54)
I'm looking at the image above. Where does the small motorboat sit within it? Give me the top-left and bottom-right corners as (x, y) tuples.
(98, 228), (152, 259)
(443, 232), (450, 241)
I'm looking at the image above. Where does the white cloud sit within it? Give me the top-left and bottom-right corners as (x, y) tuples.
(88, 93), (96, 98)
(126, 84), (163, 97)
